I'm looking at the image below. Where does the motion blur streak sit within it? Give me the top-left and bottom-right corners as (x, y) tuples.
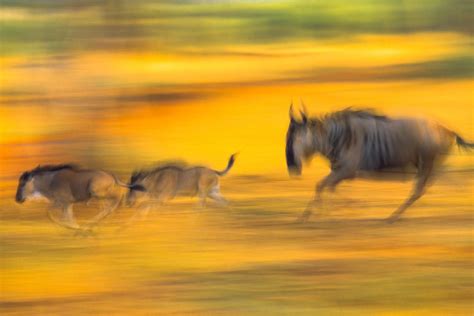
(0, 1), (472, 315)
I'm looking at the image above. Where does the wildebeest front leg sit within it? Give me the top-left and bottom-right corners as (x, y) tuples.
(117, 202), (154, 232)
(134, 204), (152, 220)
(47, 204), (83, 231)
(63, 205), (79, 227)
(197, 192), (207, 209)
(387, 161), (433, 223)
(299, 169), (355, 222)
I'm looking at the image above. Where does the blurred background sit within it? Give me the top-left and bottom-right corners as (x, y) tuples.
(0, 1), (473, 315)
(1, 0), (472, 175)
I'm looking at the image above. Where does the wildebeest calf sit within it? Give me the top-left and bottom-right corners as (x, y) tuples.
(126, 154), (237, 219)
(15, 164), (144, 231)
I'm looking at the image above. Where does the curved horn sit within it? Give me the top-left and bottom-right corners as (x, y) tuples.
(300, 98), (308, 123)
(289, 101), (297, 122)
(300, 98), (308, 114)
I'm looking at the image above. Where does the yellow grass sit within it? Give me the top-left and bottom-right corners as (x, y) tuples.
(0, 29), (473, 315)
(1, 173), (473, 315)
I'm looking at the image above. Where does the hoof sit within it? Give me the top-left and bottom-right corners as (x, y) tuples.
(74, 227), (96, 237)
(296, 218), (308, 224)
(115, 224), (130, 233)
(194, 205), (206, 210)
(386, 216), (400, 224)
(296, 213), (311, 223)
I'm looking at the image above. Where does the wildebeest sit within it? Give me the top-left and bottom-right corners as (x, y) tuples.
(126, 154), (237, 219)
(15, 164), (144, 231)
(286, 103), (473, 222)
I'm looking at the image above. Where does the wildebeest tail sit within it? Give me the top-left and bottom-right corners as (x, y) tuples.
(113, 175), (147, 191)
(455, 134), (474, 150)
(216, 153), (238, 176)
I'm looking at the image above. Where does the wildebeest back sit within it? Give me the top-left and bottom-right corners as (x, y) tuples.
(357, 118), (420, 170)
(50, 170), (100, 202)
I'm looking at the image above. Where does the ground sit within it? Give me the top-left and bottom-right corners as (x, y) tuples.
(1, 171), (472, 315)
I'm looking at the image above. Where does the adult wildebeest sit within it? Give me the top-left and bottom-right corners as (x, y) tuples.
(15, 164), (145, 231)
(126, 154), (237, 219)
(286, 103), (473, 222)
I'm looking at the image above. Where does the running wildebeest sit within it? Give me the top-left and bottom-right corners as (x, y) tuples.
(126, 154), (237, 219)
(286, 103), (473, 222)
(15, 164), (145, 231)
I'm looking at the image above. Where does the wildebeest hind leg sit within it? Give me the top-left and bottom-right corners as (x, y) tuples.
(87, 197), (122, 229)
(208, 189), (228, 207)
(387, 161), (433, 223)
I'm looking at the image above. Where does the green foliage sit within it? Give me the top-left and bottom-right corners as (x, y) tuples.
(0, 0), (472, 55)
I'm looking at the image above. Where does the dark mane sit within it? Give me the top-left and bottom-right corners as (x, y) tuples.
(323, 107), (389, 122)
(130, 161), (189, 183)
(29, 164), (81, 176)
(318, 108), (396, 170)
(286, 106), (464, 222)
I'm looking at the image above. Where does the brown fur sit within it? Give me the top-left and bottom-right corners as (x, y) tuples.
(15, 164), (131, 231)
(286, 105), (472, 222)
(126, 154), (236, 220)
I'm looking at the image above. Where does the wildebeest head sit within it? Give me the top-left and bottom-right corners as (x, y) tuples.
(286, 102), (324, 176)
(16, 164), (77, 203)
(126, 172), (147, 207)
(15, 171), (34, 203)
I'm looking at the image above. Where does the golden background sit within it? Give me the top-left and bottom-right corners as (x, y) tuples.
(0, 1), (472, 315)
